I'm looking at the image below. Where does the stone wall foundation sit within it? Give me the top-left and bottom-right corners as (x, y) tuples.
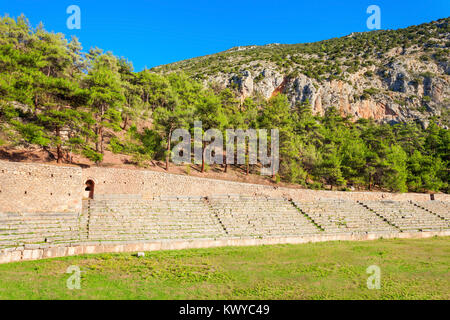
(1, 230), (449, 264)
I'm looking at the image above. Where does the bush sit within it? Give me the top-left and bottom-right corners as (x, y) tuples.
(422, 95), (432, 102)
(254, 73), (264, 83)
(274, 174), (281, 184)
(308, 182), (323, 190)
(109, 137), (125, 154)
(131, 153), (152, 168)
(83, 147), (103, 163)
(363, 87), (379, 95)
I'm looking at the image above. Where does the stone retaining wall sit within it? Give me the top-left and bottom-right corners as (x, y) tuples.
(82, 166), (450, 202)
(1, 230), (449, 264)
(0, 161), (82, 213)
(1, 160), (448, 214)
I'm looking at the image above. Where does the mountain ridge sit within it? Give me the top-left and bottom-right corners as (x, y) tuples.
(153, 17), (450, 126)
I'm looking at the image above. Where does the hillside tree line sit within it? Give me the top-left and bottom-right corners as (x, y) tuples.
(0, 16), (448, 193)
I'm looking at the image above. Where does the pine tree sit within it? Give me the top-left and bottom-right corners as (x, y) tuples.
(118, 58), (142, 130)
(194, 89), (227, 173)
(260, 94), (299, 180)
(153, 74), (198, 170)
(380, 144), (408, 192)
(84, 53), (125, 156)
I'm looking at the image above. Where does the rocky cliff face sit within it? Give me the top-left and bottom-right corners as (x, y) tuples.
(155, 18), (450, 126)
(213, 59), (449, 125)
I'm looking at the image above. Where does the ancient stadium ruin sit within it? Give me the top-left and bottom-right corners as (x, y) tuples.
(0, 160), (449, 264)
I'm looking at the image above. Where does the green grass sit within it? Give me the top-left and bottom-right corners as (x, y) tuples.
(0, 237), (449, 300)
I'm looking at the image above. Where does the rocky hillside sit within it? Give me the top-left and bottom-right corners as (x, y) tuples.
(154, 18), (450, 126)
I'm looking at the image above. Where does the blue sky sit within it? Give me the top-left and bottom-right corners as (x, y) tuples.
(2, 0), (449, 71)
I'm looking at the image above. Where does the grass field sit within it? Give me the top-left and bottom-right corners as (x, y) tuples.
(0, 237), (449, 300)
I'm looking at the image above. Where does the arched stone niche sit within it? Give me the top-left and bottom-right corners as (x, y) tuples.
(84, 179), (96, 199)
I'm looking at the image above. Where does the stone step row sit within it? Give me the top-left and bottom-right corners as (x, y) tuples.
(294, 200), (396, 233)
(0, 235), (80, 246)
(86, 217), (219, 223)
(361, 201), (448, 231)
(1, 197), (448, 250)
(86, 233), (221, 240)
(0, 222), (78, 228)
(210, 198), (322, 236)
(0, 228), (79, 235)
(87, 226), (221, 231)
(87, 214), (211, 219)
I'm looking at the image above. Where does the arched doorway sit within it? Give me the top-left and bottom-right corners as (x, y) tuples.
(84, 180), (95, 199)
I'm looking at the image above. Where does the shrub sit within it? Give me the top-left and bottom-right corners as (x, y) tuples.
(109, 137), (125, 154)
(131, 153), (152, 168)
(308, 182), (323, 190)
(83, 147), (103, 163)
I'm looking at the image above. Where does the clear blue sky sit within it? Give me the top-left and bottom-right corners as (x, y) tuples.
(2, 0), (449, 71)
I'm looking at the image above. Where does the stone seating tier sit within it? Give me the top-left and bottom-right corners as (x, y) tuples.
(0, 196), (448, 249)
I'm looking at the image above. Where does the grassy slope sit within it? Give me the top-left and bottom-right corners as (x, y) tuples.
(0, 237), (449, 300)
